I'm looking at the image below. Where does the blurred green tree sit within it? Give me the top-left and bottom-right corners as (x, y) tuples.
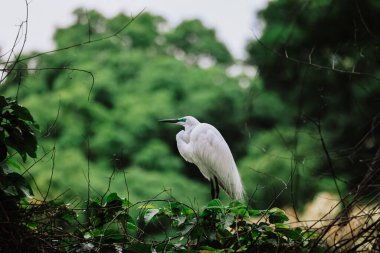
(166, 19), (233, 64)
(1, 9), (243, 205)
(246, 0), (380, 204)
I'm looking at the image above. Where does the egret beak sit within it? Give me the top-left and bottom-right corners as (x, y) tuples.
(159, 118), (179, 123)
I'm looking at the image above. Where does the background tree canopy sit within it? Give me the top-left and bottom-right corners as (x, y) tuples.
(2, 0), (379, 211)
(2, 9), (248, 206)
(245, 0), (380, 206)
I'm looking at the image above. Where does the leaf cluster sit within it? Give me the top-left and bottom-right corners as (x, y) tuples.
(15, 193), (325, 252)
(0, 96), (37, 199)
(0, 96), (38, 162)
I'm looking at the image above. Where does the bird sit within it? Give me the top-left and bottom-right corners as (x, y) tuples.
(159, 116), (244, 200)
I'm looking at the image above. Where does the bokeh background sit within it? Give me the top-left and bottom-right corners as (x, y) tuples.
(1, 0), (379, 211)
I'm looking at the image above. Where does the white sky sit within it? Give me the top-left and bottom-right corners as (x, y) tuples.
(0, 0), (267, 60)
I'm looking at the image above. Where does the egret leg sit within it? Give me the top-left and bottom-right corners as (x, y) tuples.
(210, 179), (215, 199)
(214, 177), (220, 199)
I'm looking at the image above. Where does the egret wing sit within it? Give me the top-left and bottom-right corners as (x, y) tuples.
(176, 130), (194, 163)
(177, 129), (213, 180)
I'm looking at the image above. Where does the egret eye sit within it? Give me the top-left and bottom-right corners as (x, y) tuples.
(179, 118), (187, 122)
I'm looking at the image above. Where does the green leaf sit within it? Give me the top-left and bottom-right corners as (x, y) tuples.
(104, 192), (123, 217)
(19, 198), (30, 209)
(173, 215), (186, 226)
(122, 198), (132, 208)
(143, 208), (160, 224)
(182, 206), (195, 216)
(20, 186), (33, 198)
(205, 199), (224, 213)
(181, 223), (195, 236)
(4, 172), (33, 197)
(169, 201), (183, 214)
(117, 213), (137, 233)
(228, 200), (246, 209)
(228, 201), (248, 216)
(275, 223), (290, 229)
(11, 104), (34, 122)
(19, 124), (38, 158)
(84, 232), (92, 239)
(302, 230), (319, 240)
(127, 222), (138, 233)
(5, 158), (21, 171)
(25, 221), (38, 230)
(5, 127), (27, 162)
(3, 185), (18, 196)
(248, 209), (263, 216)
(251, 229), (261, 240)
(207, 199), (223, 208)
(268, 208), (289, 224)
(223, 213), (235, 229)
(169, 202), (194, 216)
(278, 227), (302, 241)
(105, 192), (122, 204)
(90, 197), (102, 205)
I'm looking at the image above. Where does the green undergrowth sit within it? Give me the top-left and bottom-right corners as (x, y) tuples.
(13, 195), (327, 252)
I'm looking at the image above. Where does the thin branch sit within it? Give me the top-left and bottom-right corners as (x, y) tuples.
(0, 0), (29, 83)
(253, 34), (380, 82)
(306, 116), (345, 204)
(41, 99), (61, 138)
(86, 134), (91, 209)
(43, 144), (56, 201)
(0, 9), (145, 66)
(1, 67), (95, 101)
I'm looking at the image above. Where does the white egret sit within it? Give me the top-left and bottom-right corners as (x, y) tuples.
(159, 116), (244, 200)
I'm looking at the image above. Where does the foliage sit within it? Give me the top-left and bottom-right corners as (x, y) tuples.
(246, 0), (380, 192)
(166, 19), (233, 64)
(0, 96), (38, 199)
(13, 193), (326, 252)
(0, 96), (38, 251)
(0, 96), (38, 163)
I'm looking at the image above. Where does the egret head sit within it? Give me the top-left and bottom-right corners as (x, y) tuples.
(159, 116), (200, 129)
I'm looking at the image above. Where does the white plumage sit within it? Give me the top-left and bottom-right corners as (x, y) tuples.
(160, 116), (244, 200)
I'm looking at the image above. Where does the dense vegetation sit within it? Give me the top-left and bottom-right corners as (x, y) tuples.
(1, 0), (379, 251)
(0, 100), (325, 251)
